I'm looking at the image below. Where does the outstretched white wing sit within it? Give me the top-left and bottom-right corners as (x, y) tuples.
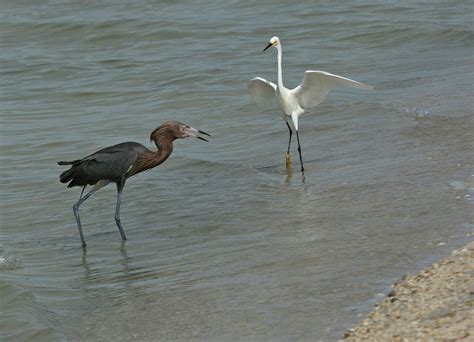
(248, 77), (277, 108)
(291, 70), (373, 110)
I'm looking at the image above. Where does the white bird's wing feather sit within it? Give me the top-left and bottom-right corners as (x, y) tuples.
(248, 77), (277, 108)
(291, 70), (373, 110)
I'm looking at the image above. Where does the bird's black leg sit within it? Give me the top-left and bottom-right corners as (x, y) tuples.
(296, 130), (305, 173)
(285, 121), (293, 170)
(114, 181), (127, 241)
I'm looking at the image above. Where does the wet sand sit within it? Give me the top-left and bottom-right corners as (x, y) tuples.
(342, 241), (473, 341)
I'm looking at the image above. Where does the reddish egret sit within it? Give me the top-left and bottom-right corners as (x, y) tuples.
(58, 120), (210, 247)
(249, 36), (373, 173)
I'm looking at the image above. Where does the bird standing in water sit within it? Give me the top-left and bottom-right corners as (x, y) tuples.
(249, 36), (373, 173)
(58, 120), (211, 247)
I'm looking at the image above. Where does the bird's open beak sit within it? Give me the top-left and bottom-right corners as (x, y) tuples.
(263, 42), (273, 52)
(197, 129), (211, 142)
(184, 126), (211, 142)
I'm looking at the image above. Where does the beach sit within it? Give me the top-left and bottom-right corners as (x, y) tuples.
(343, 241), (473, 340)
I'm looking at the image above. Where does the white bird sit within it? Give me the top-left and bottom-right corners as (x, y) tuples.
(249, 36), (373, 173)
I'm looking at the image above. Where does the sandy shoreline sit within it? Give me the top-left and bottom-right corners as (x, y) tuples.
(342, 241), (473, 340)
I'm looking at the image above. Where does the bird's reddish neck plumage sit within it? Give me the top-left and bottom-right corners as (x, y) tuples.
(152, 136), (174, 166)
(128, 136), (175, 177)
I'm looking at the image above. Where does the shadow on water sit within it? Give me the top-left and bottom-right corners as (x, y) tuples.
(80, 240), (132, 281)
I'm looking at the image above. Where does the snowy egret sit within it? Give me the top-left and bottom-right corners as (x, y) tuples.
(248, 36), (373, 173)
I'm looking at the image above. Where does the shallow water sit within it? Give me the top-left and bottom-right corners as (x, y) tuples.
(1, 0), (473, 340)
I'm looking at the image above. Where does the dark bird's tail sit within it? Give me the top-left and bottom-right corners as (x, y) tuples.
(59, 167), (76, 184)
(58, 160), (81, 184)
(58, 160), (81, 166)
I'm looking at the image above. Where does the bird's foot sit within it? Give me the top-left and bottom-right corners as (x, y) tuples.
(285, 153), (292, 171)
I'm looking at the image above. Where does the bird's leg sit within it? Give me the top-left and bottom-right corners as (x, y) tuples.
(73, 186), (97, 247)
(114, 180), (127, 241)
(114, 191), (127, 241)
(295, 130), (305, 173)
(73, 186), (87, 247)
(72, 181), (109, 247)
(285, 121), (293, 170)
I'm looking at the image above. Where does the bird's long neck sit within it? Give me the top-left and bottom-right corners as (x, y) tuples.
(276, 44), (284, 89)
(129, 138), (174, 176)
(152, 137), (174, 167)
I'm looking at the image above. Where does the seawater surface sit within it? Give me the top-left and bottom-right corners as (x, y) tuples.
(1, 0), (473, 340)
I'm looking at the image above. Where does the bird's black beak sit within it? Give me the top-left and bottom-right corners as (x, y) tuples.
(197, 130), (211, 142)
(263, 43), (272, 52)
(183, 126), (211, 142)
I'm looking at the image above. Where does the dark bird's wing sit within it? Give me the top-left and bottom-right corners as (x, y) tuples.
(59, 142), (144, 187)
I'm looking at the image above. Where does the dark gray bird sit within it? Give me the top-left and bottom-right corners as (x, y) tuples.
(58, 120), (211, 247)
